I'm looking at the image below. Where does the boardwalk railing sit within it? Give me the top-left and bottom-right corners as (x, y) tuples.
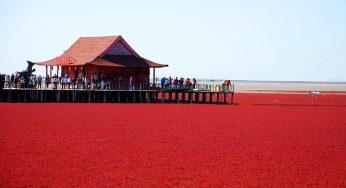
(0, 83), (235, 104)
(2, 82), (235, 93)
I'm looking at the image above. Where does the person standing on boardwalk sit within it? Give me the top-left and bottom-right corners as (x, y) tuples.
(38, 75), (42, 89)
(5, 75), (10, 88)
(91, 74), (96, 90)
(185, 78), (192, 89)
(45, 75), (50, 89)
(81, 75), (86, 89)
(129, 76), (135, 90)
(0, 74), (4, 89)
(20, 76), (25, 88)
(161, 77), (166, 89)
(31, 75), (37, 88)
(52, 74), (58, 90)
(61, 75), (67, 90)
(168, 76), (172, 89)
(173, 77), (178, 88)
(76, 75), (81, 89)
(226, 80), (231, 92)
(14, 74), (19, 89)
(10, 74), (15, 88)
(179, 77), (184, 88)
(192, 78), (197, 89)
(66, 75), (71, 89)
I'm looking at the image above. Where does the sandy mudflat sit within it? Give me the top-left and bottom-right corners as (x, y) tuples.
(199, 80), (346, 94)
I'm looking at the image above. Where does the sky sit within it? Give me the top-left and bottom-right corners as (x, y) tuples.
(0, 0), (345, 81)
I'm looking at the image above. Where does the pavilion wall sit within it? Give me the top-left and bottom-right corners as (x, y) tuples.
(61, 65), (149, 84)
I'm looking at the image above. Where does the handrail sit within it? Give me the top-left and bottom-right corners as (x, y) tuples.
(2, 81), (235, 93)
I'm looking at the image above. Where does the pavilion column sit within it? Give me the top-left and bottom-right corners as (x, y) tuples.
(153, 68), (155, 89)
(45, 66), (48, 76)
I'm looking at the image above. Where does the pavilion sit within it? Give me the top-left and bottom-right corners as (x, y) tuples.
(34, 35), (167, 86)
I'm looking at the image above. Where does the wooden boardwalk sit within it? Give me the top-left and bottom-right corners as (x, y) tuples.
(0, 89), (234, 104)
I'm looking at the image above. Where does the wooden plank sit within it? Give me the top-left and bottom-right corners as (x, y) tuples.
(209, 92), (213, 103)
(224, 93), (227, 104)
(133, 91), (136, 103)
(189, 91), (193, 103)
(162, 91), (165, 103)
(231, 92), (234, 104)
(169, 91), (172, 103)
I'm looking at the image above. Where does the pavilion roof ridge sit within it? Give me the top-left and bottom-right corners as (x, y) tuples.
(79, 35), (120, 39)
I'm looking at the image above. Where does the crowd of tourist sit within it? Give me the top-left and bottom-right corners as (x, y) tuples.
(1, 72), (232, 92)
(2, 73), (43, 89)
(159, 76), (198, 90)
(1, 72), (111, 90)
(45, 73), (110, 90)
(158, 77), (232, 92)
(3, 74), (99, 89)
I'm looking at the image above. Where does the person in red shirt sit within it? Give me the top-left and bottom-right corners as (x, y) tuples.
(226, 80), (231, 91)
(185, 78), (192, 89)
(173, 77), (178, 88)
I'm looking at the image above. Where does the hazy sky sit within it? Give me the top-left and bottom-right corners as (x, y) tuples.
(1, 0), (345, 81)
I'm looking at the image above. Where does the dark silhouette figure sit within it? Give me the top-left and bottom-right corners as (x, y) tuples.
(0, 74), (5, 89)
(17, 61), (36, 88)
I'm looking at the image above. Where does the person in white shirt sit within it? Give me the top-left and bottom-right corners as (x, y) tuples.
(66, 76), (71, 89)
(5, 75), (10, 88)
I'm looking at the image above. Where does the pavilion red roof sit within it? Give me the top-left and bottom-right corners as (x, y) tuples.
(34, 35), (167, 68)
